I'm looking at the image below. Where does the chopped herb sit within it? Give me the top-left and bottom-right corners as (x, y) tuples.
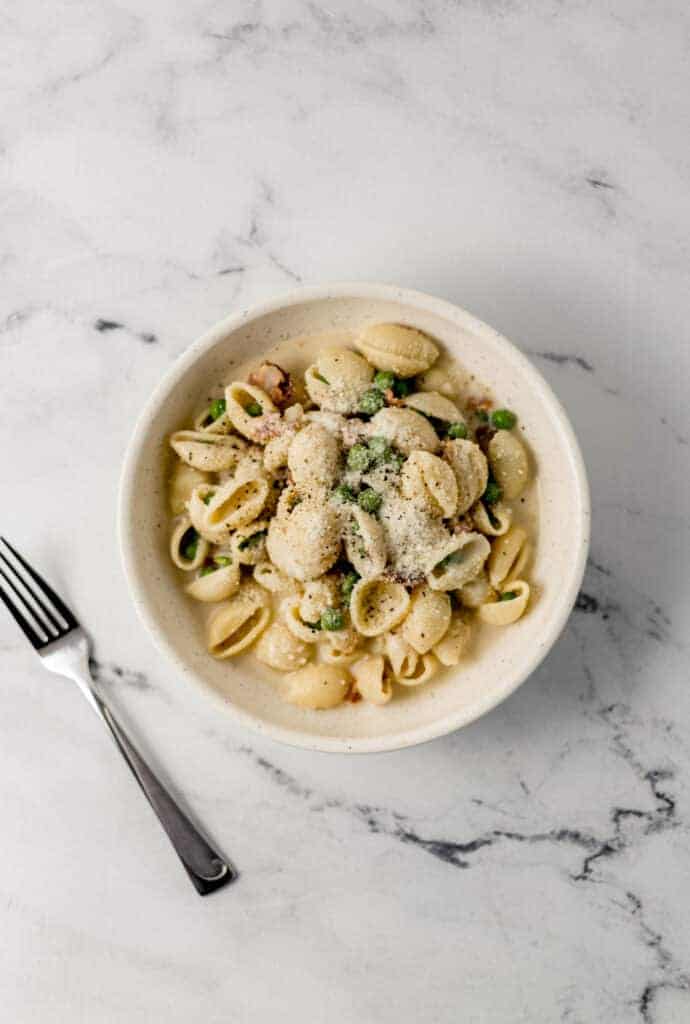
(238, 529), (267, 551)
(320, 607), (344, 631)
(213, 555), (232, 566)
(199, 565), (216, 576)
(447, 422), (468, 439)
(202, 492), (214, 505)
(483, 479), (502, 506)
(341, 571), (360, 603)
(491, 408), (517, 430)
(347, 443), (372, 471)
(499, 590), (518, 601)
(335, 483), (358, 503)
(476, 408), (490, 422)
(313, 371), (330, 384)
(306, 619), (322, 631)
(357, 488), (382, 515)
(209, 398), (226, 421)
(246, 401), (262, 417)
(181, 528), (199, 561)
(358, 389), (385, 416)
(373, 370), (395, 391)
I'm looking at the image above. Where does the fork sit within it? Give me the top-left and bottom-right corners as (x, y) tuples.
(0, 536), (236, 896)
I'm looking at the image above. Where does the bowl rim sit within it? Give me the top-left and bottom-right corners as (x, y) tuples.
(118, 282), (590, 753)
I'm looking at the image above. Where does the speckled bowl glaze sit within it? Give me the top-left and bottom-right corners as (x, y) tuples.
(119, 284), (590, 753)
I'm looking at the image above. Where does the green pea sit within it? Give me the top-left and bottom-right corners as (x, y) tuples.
(335, 483), (357, 503)
(209, 398), (226, 421)
(181, 528), (199, 561)
(213, 555), (232, 566)
(358, 389), (385, 416)
(357, 488), (382, 514)
(373, 370), (395, 391)
(499, 590), (518, 601)
(491, 408), (517, 430)
(368, 435), (389, 460)
(341, 571), (360, 603)
(347, 443), (372, 471)
(320, 607), (344, 631)
(246, 401), (262, 417)
(238, 529), (267, 551)
(447, 422), (468, 439)
(199, 565), (216, 576)
(392, 377), (413, 398)
(483, 480), (502, 506)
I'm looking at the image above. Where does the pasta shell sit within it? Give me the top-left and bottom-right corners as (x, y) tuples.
(404, 391), (463, 423)
(488, 431), (529, 500)
(206, 476), (269, 533)
(396, 653), (438, 687)
(354, 323), (439, 377)
(351, 655), (393, 706)
(231, 519), (270, 565)
(185, 562), (241, 602)
(487, 526), (529, 588)
(472, 500), (512, 537)
(426, 531), (491, 591)
(478, 580), (530, 625)
(284, 664), (350, 709)
(263, 429), (296, 473)
(266, 502), (341, 581)
(252, 559), (300, 595)
(299, 577), (340, 623)
(288, 423), (341, 495)
(457, 571), (493, 608)
(280, 596), (323, 643)
(255, 621), (310, 671)
(401, 451), (458, 518)
(401, 586), (451, 654)
(344, 507), (387, 579)
(169, 517), (209, 571)
(206, 582), (271, 658)
(225, 382), (279, 443)
(442, 439), (489, 515)
(433, 615), (471, 666)
(321, 625), (360, 657)
(304, 348), (373, 414)
(368, 407), (439, 454)
(169, 461), (208, 515)
(384, 631), (419, 679)
(193, 405), (232, 434)
(169, 431), (247, 472)
(349, 578), (410, 637)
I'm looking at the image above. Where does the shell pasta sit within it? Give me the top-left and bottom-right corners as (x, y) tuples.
(166, 323), (537, 710)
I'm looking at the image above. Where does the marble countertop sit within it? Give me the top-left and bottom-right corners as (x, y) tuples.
(3, 2), (689, 1021)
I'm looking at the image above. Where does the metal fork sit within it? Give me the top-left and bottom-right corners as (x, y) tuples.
(0, 536), (236, 896)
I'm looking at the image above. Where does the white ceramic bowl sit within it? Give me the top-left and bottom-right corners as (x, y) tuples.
(119, 284), (590, 753)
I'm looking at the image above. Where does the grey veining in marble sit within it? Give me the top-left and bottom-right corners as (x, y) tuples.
(2, 1), (690, 1021)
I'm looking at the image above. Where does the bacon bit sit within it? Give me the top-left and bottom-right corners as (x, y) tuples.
(383, 388), (405, 407)
(249, 362), (294, 408)
(348, 688), (363, 703)
(466, 395), (492, 412)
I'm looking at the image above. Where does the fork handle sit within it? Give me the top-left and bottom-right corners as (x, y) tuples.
(92, 693), (236, 895)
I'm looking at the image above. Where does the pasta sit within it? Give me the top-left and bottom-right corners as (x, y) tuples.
(401, 586), (451, 654)
(166, 326), (537, 709)
(351, 655), (393, 705)
(284, 664), (351, 709)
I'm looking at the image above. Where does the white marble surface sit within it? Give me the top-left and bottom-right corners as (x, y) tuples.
(2, 1), (690, 1021)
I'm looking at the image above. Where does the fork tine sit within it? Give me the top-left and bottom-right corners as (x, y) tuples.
(0, 579), (45, 649)
(0, 537), (79, 630)
(0, 551), (64, 633)
(0, 564), (55, 642)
